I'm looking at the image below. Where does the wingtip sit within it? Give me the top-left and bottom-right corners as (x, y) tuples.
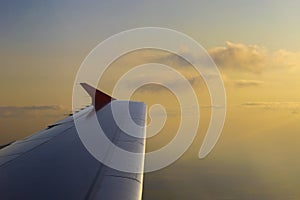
(80, 83), (115, 111)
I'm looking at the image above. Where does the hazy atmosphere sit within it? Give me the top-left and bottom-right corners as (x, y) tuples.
(1, 1), (300, 199)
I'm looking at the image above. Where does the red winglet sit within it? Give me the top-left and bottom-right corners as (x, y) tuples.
(80, 83), (115, 111)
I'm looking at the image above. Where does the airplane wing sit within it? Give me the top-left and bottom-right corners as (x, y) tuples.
(0, 83), (147, 200)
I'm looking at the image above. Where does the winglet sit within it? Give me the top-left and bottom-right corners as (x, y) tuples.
(80, 83), (115, 111)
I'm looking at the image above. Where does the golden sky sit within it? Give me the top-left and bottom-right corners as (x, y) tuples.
(1, 1), (300, 199)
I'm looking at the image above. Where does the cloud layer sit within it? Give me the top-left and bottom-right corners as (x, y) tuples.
(0, 105), (67, 118)
(241, 102), (300, 114)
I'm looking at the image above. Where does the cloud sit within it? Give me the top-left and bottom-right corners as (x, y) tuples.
(219, 75), (264, 88)
(0, 105), (67, 118)
(131, 78), (198, 93)
(0, 105), (63, 111)
(240, 102), (300, 114)
(153, 51), (192, 68)
(115, 66), (207, 94)
(241, 101), (300, 107)
(109, 42), (300, 94)
(136, 84), (169, 93)
(231, 79), (264, 87)
(138, 42), (300, 74)
(209, 42), (268, 73)
(271, 49), (300, 68)
(209, 42), (300, 73)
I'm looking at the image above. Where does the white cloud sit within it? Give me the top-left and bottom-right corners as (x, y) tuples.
(209, 42), (300, 73)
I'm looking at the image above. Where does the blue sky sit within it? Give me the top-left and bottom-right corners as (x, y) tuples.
(1, 0), (300, 52)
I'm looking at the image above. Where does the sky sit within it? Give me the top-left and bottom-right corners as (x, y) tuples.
(1, 1), (300, 199)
